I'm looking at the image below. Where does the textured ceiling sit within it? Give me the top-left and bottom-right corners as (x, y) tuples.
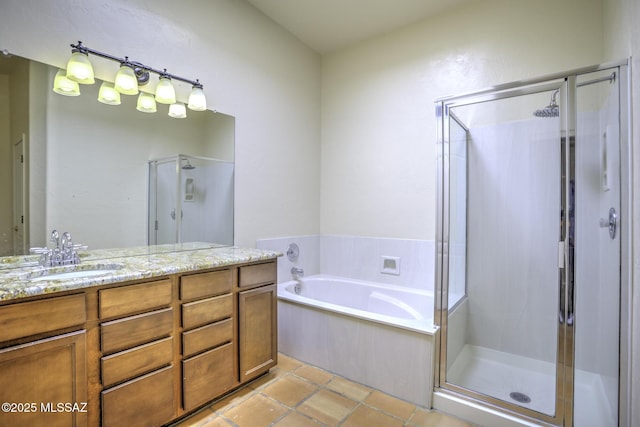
(247, 0), (475, 54)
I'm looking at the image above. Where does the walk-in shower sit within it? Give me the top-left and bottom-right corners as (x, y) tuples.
(434, 61), (630, 426)
(147, 154), (234, 246)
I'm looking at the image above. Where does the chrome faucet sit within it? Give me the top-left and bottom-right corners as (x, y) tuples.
(30, 229), (86, 267)
(291, 267), (304, 279)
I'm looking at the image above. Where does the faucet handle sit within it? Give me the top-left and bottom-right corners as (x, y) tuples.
(61, 232), (73, 250)
(29, 247), (49, 254)
(50, 229), (60, 248)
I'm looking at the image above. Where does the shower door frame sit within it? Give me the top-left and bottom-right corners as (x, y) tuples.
(433, 59), (631, 427)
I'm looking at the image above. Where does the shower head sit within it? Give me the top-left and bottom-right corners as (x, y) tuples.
(182, 159), (196, 170)
(533, 106), (559, 118)
(533, 89), (559, 118)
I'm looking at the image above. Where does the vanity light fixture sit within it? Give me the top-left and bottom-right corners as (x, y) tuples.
(136, 92), (157, 113)
(65, 44), (95, 84)
(53, 69), (81, 96)
(188, 80), (207, 111)
(155, 72), (176, 104)
(97, 82), (121, 105)
(114, 60), (139, 95)
(53, 41), (207, 117)
(168, 102), (187, 118)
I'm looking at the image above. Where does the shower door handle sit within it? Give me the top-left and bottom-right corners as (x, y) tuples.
(599, 207), (617, 239)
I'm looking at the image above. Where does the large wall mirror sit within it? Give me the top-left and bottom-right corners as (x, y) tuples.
(0, 52), (235, 264)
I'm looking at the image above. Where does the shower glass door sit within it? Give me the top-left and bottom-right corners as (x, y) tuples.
(573, 68), (621, 427)
(436, 63), (628, 427)
(438, 83), (565, 423)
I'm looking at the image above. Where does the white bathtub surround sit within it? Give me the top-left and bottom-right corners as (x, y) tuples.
(321, 235), (434, 290)
(256, 235), (320, 282)
(258, 235), (437, 405)
(257, 234), (435, 291)
(278, 275), (436, 406)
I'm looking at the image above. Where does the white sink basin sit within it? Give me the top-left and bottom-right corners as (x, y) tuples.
(28, 265), (123, 282)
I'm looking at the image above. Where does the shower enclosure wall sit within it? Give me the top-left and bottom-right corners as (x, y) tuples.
(434, 61), (630, 426)
(148, 154), (234, 247)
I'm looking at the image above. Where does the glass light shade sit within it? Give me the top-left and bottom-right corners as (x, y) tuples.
(53, 69), (80, 96)
(187, 86), (207, 111)
(97, 82), (121, 105)
(114, 65), (139, 95)
(155, 77), (176, 104)
(66, 51), (95, 84)
(168, 102), (187, 118)
(136, 92), (157, 113)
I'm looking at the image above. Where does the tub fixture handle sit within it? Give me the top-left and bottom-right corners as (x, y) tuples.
(287, 243), (299, 261)
(291, 267), (304, 279)
(599, 207), (617, 239)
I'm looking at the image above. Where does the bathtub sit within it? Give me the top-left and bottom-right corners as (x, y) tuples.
(277, 274), (438, 406)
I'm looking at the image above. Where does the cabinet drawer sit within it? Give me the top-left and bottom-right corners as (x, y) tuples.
(182, 294), (232, 330)
(182, 318), (233, 358)
(101, 337), (173, 388)
(102, 365), (175, 427)
(101, 308), (173, 355)
(238, 262), (276, 288)
(180, 269), (232, 300)
(0, 294), (86, 342)
(99, 279), (172, 319)
(183, 342), (236, 411)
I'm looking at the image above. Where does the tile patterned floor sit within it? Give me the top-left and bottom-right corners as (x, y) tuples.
(172, 353), (476, 427)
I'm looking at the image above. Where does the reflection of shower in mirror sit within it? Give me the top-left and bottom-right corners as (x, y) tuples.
(147, 154), (235, 247)
(184, 178), (195, 202)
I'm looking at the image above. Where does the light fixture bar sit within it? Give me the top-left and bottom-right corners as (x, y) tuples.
(70, 41), (203, 87)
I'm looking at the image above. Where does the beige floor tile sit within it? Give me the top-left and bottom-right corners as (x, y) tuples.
(208, 386), (253, 412)
(364, 390), (416, 420)
(172, 407), (217, 427)
(408, 408), (473, 427)
(294, 364), (334, 385)
(277, 353), (304, 372)
(222, 394), (288, 427)
(326, 376), (372, 401)
(247, 367), (289, 390)
(198, 416), (235, 427)
(342, 405), (404, 427)
(297, 389), (358, 426)
(272, 411), (323, 427)
(263, 374), (319, 407)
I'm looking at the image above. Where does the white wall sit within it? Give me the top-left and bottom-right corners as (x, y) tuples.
(320, 0), (604, 239)
(0, 0), (322, 248)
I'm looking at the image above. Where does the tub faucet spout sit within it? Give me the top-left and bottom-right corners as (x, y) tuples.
(291, 267), (304, 279)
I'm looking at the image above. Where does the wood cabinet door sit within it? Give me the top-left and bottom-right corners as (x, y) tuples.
(238, 284), (277, 382)
(102, 365), (175, 427)
(0, 331), (87, 427)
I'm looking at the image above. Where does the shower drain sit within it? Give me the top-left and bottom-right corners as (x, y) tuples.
(509, 391), (532, 404)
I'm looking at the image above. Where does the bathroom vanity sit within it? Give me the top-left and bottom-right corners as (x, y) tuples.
(0, 245), (279, 427)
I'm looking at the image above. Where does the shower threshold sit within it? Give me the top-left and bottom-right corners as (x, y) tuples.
(446, 345), (615, 425)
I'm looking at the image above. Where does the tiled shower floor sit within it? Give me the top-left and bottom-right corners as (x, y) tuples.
(171, 353), (475, 427)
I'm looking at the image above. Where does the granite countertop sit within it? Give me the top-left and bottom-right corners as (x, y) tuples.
(0, 244), (281, 302)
